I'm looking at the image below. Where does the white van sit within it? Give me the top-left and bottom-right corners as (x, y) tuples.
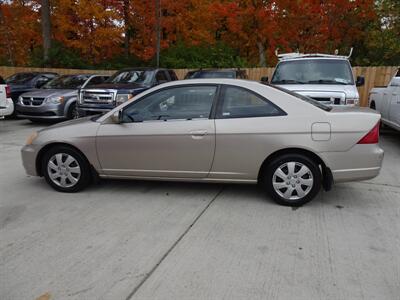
(0, 76), (14, 118)
(268, 51), (364, 106)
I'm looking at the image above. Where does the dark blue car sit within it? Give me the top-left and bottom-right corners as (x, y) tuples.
(6, 72), (58, 116)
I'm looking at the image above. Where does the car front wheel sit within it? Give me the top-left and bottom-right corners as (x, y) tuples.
(42, 146), (91, 192)
(263, 154), (322, 206)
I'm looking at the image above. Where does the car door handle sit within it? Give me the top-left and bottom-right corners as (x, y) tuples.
(190, 130), (207, 137)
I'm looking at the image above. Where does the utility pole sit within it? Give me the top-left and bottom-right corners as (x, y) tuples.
(41, 0), (52, 64)
(155, 0), (161, 67)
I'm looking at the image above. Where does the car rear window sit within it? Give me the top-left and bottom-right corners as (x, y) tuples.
(190, 71), (236, 79)
(264, 83), (332, 112)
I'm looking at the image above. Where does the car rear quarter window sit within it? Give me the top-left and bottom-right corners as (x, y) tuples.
(0, 76), (5, 84)
(217, 85), (286, 119)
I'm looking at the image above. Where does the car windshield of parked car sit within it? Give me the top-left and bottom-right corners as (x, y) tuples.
(188, 71), (236, 79)
(6, 73), (37, 84)
(265, 83), (332, 112)
(42, 75), (89, 89)
(271, 59), (354, 85)
(107, 70), (153, 85)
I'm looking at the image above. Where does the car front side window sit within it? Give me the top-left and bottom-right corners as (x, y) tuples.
(122, 85), (217, 123)
(217, 86), (285, 119)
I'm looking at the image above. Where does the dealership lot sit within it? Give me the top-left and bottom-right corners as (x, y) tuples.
(1, 119), (400, 300)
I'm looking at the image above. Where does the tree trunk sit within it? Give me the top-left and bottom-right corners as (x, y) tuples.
(41, 0), (52, 64)
(155, 0), (161, 67)
(123, 0), (130, 57)
(0, 5), (14, 66)
(257, 41), (266, 67)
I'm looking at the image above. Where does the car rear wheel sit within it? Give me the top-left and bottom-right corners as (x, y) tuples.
(42, 146), (91, 192)
(262, 154), (322, 206)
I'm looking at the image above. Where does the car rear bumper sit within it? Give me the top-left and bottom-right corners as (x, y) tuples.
(320, 144), (384, 183)
(0, 98), (14, 117)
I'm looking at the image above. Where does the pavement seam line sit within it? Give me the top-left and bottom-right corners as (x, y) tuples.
(125, 186), (224, 300)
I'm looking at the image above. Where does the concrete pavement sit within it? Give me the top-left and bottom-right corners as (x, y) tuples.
(1, 119), (399, 300)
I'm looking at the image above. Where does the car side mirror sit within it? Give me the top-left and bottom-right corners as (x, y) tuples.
(261, 76), (269, 83)
(356, 76), (365, 87)
(111, 110), (123, 124)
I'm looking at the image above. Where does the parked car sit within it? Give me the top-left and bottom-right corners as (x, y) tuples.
(184, 69), (248, 79)
(268, 50), (364, 106)
(77, 68), (178, 116)
(369, 69), (400, 131)
(21, 79), (383, 206)
(16, 74), (109, 122)
(0, 76), (14, 118)
(6, 72), (58, 116)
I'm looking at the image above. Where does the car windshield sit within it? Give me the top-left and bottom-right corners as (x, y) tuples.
(6, 73), (37, 84)
(188, 71), (236, 79)
(107, 70), (153, 85)
(271, 59), (354, 85)
(42, 75), (89, 89)
(264, 83), (332, 112)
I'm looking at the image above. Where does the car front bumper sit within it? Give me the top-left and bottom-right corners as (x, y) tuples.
(320, 144), (384, 183)
(16, 103), (65, 120)
(21, 144), (39, 176)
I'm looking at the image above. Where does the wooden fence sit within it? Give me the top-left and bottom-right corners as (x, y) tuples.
(1, 66), (398, 107)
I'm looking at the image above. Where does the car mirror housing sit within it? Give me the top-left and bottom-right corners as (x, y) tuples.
(110, 110), (123, 124)
(261, 76), (269, 83)
(356, 76), (365, 87)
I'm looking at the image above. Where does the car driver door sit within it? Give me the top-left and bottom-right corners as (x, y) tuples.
(96, 85), (218, 178)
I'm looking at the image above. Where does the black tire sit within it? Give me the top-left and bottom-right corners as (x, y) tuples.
(262, 154), (322, 206)
(67, 102), (80, 120)
(42, 145), (91, 192)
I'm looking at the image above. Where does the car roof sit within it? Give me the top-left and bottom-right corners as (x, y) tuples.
(117, 67), (171, 72)
(278, 56), (349, 62)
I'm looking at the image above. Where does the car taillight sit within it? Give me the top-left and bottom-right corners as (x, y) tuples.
(357, 122), (380, 144)
(5, 85), (11, 98)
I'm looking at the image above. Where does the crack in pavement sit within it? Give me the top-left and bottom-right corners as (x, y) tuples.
(125, 186), (225, 300)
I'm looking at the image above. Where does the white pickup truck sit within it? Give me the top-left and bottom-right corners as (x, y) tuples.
(369, 69), (400, 131)
(0, 76), (14, 118)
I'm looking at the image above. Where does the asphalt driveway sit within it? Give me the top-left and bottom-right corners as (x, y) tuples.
(1, 119), (399, 300)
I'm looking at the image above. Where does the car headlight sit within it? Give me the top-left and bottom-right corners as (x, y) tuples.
(346, 98), (359, 106)
(116, 94), (133, 105)
(18, 95), (23, 104)
(45, 96), (65, 104)
(26, 132), (38, 145)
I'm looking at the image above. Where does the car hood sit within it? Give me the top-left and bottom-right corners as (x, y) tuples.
(43, 115), (96, 130)
(86, 82), (148, 90)
(21, 89), (77, 98)
(274, 84), (358, 97)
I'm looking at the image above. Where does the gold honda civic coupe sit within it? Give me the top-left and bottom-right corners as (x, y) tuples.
(21, 79), (384, 206)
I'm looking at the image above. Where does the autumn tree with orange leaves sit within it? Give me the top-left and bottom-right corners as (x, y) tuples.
(0, 0), (396, 68)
